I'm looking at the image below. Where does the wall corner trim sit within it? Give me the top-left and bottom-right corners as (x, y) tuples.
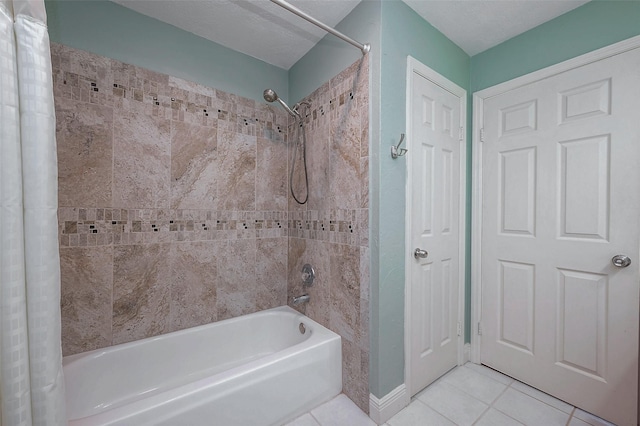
(368, 384), (410, 424)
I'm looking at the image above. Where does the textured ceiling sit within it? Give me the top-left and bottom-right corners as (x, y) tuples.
(404, 0), (590, 56)
(112, 0), (361, 69)
(112, 0), (592, 69)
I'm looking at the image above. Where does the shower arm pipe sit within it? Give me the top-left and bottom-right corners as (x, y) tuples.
(270, 0), (370, 55)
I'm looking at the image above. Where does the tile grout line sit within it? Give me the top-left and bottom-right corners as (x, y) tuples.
(308, 407), (322, 426)
(444, 368), (499, 394)
(478, 365), (614, 426)
(412, 366), (500, 426)
(490, 379), (575, 426)
(411, 396), (459, 425)
(508, 380), (574, 416)
(479, 379), (524, 426)
(470, 404), (492, 425)
(110, 99), (116, 347)
(390, 365), (611, 426)
(475, 364), (576, 419)
(470, 365), (572, 426)
(463, 363), (515, 387)
(440, 365), (508, 405)
(566, 406), (577, 426)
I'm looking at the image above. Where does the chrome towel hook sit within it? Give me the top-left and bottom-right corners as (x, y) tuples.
(391, 133), (407, 159)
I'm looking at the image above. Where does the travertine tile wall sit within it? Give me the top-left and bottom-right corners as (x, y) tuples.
(53, 43), (370, 414)
(53, 42), (291, 354)
(287, 57), (370, 412)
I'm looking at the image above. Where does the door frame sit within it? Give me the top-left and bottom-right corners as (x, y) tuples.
(470, 34), (640, 364)
(404, 56), (467, 396)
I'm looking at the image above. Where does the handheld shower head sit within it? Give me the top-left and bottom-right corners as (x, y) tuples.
(263, 88), (299, 118)
(263, 88), (278, 103)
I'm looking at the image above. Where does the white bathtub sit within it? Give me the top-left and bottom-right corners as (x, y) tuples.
(63, 306), (342, 425)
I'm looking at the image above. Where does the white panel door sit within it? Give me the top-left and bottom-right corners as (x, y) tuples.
(408, 67), (463, 396)
(481, 48), (640, 426)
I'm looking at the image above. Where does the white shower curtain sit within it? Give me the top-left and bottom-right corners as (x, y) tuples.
(0, 0), (67, 425)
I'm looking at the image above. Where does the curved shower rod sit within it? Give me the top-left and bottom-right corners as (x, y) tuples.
(270, 0), (371, 55)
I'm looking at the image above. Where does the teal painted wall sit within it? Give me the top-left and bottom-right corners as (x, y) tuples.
(471, 1), (640, 92)
(45, 0), (288, 103)
(377, 0), (470, 397)
(288, 1), (380, 103)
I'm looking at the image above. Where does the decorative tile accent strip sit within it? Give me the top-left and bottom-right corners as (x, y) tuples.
(50, 43), (288, 142)
(58, 208), (289, 246)
(50, 43), (358, 143)
(287, 209), (366, 246)
(58, 207), (368, 247)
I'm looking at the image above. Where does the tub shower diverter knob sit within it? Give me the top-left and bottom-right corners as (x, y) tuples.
(301, 264), (315, 286)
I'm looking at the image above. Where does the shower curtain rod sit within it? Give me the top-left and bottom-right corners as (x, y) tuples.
(270, 0), (371, 55)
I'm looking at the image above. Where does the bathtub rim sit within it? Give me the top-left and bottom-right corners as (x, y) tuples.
(63, 305), (331, 365)
(63, 305), (342, 424)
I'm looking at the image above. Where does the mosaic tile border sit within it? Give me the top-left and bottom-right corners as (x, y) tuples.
(51, 43), (361, 142)
(54, 68), (288, 141)
(287, 209), (367, 247)
(54, 69), (358, 140)
(58, 208), (288, 247)
(50, 43), (288, 141)
(58, 208), (365, 247)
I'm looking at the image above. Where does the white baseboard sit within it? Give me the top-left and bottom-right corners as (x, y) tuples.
(464, 343), (471, 364)
(369, 384), (410, 425)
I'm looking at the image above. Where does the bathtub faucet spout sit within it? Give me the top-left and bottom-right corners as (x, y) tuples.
(292, 294), (310, 306)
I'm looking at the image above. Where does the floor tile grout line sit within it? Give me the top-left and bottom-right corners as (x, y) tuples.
(482, 364), (575, 416)
(470, 404), (492, 425)
(464, 363), (515, 386)
(489, 380), (513, 408)
(569, 408), (608, 426)
(437, 371), (504, 407)
(491, 399), (562, 426)
(459, 363), (512, 388)
(412, 393), (463, 425)
(485, 383), (526, 426)
(389, 365), (612, 426)
(481, 365), (572, 425)
(508, 380), (574, 416)
(438, 380), (493, 406)
(416, 365), (510, 426)
(490, 387), (573, 426)
(566, 406), (577, 426)
(308, 409), (322, 426)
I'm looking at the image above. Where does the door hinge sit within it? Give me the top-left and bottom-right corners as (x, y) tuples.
(457, 322), (462, 336)
(479, 128), (485, 143)
(478, 322), (483, 335)
(458, 126), (464, 142)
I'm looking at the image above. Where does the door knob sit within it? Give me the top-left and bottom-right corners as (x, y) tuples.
(414, 248), (428, 259)
(612, 255), (632, 268)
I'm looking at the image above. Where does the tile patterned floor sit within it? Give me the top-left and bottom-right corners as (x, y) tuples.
(286, 363), (618, 426)
(285, 394), (376, 426)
